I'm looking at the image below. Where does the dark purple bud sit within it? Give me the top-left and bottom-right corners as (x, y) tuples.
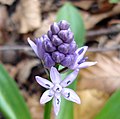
(58, 20), (70, 30)
(67, 31), (74, 43)
(68, 41), (77, 54)
(61, 55), (74, 67)
(47, 30), (52, 39)
(52, 51), (65, 63)
(42, 35), (50, 41)
(58, 30), (73, 43)
(35, 37), (41, 44)
(52, 35), (63, 46)
(50, 22), (60, 35)
(58, 43), (69, 54)
(44, 53), (55, 68)
(43, 40), (56, 52)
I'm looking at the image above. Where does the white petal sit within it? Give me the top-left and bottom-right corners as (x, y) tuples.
(60, 69), (79, 87)
(40, 90), (54, 104)
(75, 46), (88, 64)
(61, 88), (81, 104)
(35, 76), (54, 89)
(50, 67), (61, 84)
(78, 61), (97, 69)
(27, 38), (39, 57)
(53, 93), (61, 115)
(75, 46), (88, 56)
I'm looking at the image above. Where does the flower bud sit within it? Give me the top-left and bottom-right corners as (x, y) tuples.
(35, 37), (45, 59)
(61, 55), (74, 67)
(47, 30), (52, 39)
(43, 40), (56, 52)
(58, 30), (73, 43)
(52, 51), (65, 63)
(52, 35), (63, 46)
(68, 41), (77, 54)
(50, 22), (60, 35)
(58, 20), (70, 30)
(42, 35), (49, 41)
(44, 53), (55, 68)
(67, 31), (74, 43)
(58, 43), (69, 54)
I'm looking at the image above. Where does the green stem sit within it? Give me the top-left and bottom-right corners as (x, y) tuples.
(44, 100), (52, 119)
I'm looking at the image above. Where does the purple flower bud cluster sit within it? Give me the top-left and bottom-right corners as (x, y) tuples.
(41, 20), (77, 68)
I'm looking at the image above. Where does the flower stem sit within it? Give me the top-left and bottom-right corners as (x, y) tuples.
(44, 100), (52, 119)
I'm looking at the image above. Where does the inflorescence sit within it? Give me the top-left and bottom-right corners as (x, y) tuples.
(28, 20), (97, 116)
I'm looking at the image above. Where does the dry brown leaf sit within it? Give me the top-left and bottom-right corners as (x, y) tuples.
(40, 0), (56, 12)
(27, 95), (43, 119)
(96, 33), (120, 48)
(3, 64), (18, 78)
(17, 59), (40, 83)
(74, 89), (109, 119)
(104, 33), (120, 48)
(34, 12), (55, 37)
(78, 53), (120, 94)
(73, 1), (94, 10)
(20, 0), (41, 33)
(0, 0), (15, 5)
(0, 5), (8, 29)
(0, 5), (8, 44)
(81, 4), (120, 30)
(12, 0), (41, 33)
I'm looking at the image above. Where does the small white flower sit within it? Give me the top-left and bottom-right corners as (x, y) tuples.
(69, 46), (97, 70)
(35, 67), (81, 115)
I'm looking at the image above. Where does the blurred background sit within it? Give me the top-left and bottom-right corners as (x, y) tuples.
(0, 0), (120, 119)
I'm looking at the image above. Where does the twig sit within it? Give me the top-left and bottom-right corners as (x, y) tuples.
(0, 45), (31, 51)
(0, 45), (120, 52)
(88, 45), (120, 52)
(87, 25), (120, 37)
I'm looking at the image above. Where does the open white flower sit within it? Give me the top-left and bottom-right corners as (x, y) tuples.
(69, 46), (97, 70)
(35, 67), (81, 115)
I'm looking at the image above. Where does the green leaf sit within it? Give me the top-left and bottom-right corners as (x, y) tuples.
(56, 2), (85, 47)
(95, 89), (120, 119)
(109, 0), (120, 3)
(0, 64), (32, 119)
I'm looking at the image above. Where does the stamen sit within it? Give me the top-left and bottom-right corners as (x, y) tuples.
(48, 95), (52, 97)
(67, 81), (71, 84)
(45, 84), (50, 87)
(78, 48), (84, 55)
(57, 99), (60, 104)
(67, 92), (70, 98)
(56, 88), (60, 91)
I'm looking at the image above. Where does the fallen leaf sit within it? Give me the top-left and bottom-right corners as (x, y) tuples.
(78, 53), (120, 94)
(74, 89), (109, 119)
(27, 94), (43, 119)
(17, 59), (40, 83)
(34, 12), (55, 37)
(11, 0), (41, 33)
(0, 0), (15, 5)
(3, 64), (18, 78)
(81, 4), (120, 29)
(73, 1), (94, 10)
